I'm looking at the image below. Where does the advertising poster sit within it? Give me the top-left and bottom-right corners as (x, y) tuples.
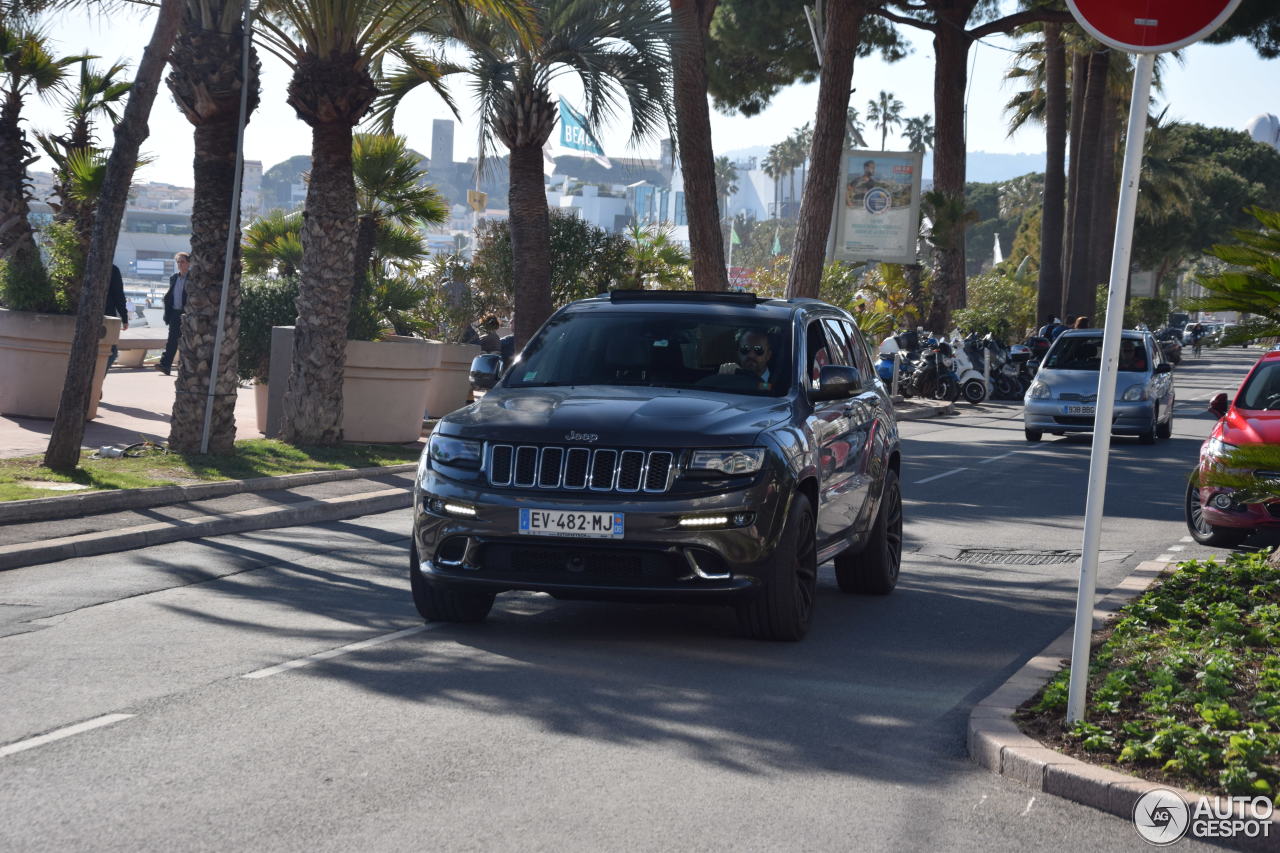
(834, 149), (923, 265)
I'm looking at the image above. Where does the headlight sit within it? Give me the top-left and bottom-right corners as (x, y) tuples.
(1121, 383), (1147, 401)
(1204, 436), (1238, 461)
(688, 448), (766, 475)
(428, 433), (482, 470)
(1026, 381), (1050, 400)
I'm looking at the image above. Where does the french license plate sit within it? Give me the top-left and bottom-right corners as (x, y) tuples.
(519, 508), (624, 539)
(1066, 405), (1095, 416)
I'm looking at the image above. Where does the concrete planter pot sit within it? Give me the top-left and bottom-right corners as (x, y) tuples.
(0, 308), (121, 419)
(259, 328), (434, 443)
(384, 336), (481, 419)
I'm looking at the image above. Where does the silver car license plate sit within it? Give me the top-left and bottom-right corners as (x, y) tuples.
(1065, 405), (1095, 416)
(519, 508), (624, 539)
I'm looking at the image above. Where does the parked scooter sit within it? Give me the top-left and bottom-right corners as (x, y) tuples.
(948, 332), (988, 404)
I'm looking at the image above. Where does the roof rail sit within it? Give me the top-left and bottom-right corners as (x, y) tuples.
(607, 289), (763, 305)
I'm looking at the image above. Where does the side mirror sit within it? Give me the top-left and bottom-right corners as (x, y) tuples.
(811, 364), (863, 402)
(1154, 362), (1172, 374)
(1208, 392), (1229, 419)
(469, 353), (503, 390)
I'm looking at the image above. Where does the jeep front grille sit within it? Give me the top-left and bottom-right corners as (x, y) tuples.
(486, 444), (675, 493)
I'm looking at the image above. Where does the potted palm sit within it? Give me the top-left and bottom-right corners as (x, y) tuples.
(0, 36), (120, 420)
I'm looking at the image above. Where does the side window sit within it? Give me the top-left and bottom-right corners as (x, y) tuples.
(806, 320), (831, 386)
(820, 318), (854, 367)
(842, 320), (876, 378)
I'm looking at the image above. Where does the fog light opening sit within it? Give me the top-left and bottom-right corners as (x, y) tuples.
(436, 536), (470, 566)
(1211, 494), (1234, 510)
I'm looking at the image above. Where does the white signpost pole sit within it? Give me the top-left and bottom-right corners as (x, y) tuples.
(1065, 52), (1155, 723)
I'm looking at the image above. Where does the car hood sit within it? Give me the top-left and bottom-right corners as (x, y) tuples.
(439, 386), (792, 447)
(1222, 408), (1280, 445)
(1035, 368), (1149, 395)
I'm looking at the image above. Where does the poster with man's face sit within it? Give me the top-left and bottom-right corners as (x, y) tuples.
(834, 150), (923, 265)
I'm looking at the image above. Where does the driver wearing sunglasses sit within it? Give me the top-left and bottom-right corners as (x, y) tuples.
(719, 328), (774, 388)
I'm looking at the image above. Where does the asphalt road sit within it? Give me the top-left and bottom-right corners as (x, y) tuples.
(0, 347), (1265, 852)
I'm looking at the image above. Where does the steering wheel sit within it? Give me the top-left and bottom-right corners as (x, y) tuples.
(1263, 392), (1280, 410)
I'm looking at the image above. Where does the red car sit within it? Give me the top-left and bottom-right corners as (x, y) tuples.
(1186, 350), (1280, 545)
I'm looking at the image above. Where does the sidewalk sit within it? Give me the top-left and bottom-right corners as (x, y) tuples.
(0, 361), (260, 458)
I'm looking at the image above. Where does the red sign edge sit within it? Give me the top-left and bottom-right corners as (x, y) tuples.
(1065, 0), (1244, 54)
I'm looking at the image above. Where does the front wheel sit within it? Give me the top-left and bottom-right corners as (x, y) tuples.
(737, 492), (817, 641)
(962, 379), (986, 405)
(1157, 409), (1173, 440)
(410, 542), (495, 623)
(1185, 479), (1248, 547)
(834, 469), (903, 595)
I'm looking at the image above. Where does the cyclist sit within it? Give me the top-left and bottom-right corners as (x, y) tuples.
(1189, 321), (1206, 357)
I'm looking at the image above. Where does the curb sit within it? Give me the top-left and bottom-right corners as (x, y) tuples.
(0, 463), (418, 526)
(968, 559), (1279, 851)
(0, 486), (412, 572)
(895, 398), (956, 420)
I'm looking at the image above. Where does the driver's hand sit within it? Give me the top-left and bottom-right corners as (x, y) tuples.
(719, 362), (738, 374)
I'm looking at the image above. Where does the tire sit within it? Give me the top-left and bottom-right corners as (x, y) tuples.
(1185, 479), (1248, 547)
(1138, 417), (1157, 445)
(1156, 409), (1173, 440)
(834, 469), (903, 595)
(933, 376), (960, 402)
(994, 375), (1018, 400)
(1025, 428), (1042, 442)
(962, 379), (986, 405)
(737, 492), (817, 641)
(410, 541), (495, 623)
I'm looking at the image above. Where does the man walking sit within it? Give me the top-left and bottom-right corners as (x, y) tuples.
(158, 252), (189, 376)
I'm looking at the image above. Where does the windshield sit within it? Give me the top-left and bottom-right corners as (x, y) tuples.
(1043, 336), (1148, 372)
(1237, 361), (1280, 410)
(504, 310), (792, 396)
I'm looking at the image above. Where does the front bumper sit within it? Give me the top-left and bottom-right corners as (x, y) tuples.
(1023, 398), (1156, 434)
(1196, 485), (1280, 530)
(411, 468), (789, 601)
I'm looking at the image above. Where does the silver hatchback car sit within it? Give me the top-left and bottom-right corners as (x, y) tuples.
(1023, 329), (1175, 444)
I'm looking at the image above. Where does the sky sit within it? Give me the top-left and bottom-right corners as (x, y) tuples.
(18, 6), (1279, 188)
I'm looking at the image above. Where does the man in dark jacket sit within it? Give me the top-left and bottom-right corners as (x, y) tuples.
(158, 252), (190, 375)
(105, 264), (129, 370)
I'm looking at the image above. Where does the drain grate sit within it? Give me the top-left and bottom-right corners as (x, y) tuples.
(955, 549), (1080, 566)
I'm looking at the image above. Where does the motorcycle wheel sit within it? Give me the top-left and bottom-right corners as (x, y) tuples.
(934, 377), (960, 402)
(962, 379), (985, 405)
(994, 375), (1018, 400)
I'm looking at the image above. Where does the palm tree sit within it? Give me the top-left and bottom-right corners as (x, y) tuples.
(903, 114), (934, 153)
(1186, 207), (1280, 345)
(0, 19), (81, 299)
(762, 144), (783, 217)
(164, 0), (262, 453)
(253, 0), (527, 445)
(792, 122), (812, 185)
(33, 57), (131, 265)
(781, 135), (805, 217)
(242, 208), (303, 276)
(713, 154), (738, 220)
(624, 221), (690, 289)
(374, 0), (672, 347)
(866, 90), (904, 151)
(351, 133), (447, 316)
(846, 106), (868, 148)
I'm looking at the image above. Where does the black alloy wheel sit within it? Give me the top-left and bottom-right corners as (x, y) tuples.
(410, 541), (495, 623)
(834, 468), (903, 595)
(737, 492), (817, 641)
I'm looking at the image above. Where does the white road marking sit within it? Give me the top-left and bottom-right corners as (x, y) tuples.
(916, 468), (968, 485)
(243, 625), (436, 679)
(1180, 536), (1194, 543)
(1168, 545), (1185, 552)
(1020, 796), (1036, 817)
(979, 451), (1021, 465)
(1157, 554), (1174, 562)
(0, 714), (134, 759)
(973, 794), (988, 812)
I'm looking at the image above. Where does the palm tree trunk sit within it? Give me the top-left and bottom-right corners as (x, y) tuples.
(1062, 50), (1087, 311)
(508, 141), (553, 347)
(280, 119), (358, 446)
(1036, 22), (1066, 325)
(931, 16), (970, 324)
(1089, 92), (1120, 296)
(44, 0), (183, 470)
(1063, 49), (1110, 322)
(670, 0), (728, 291)
(788, 0), (866, 299)
(169, 118), (244, 453)
(0, 96), (44, 293)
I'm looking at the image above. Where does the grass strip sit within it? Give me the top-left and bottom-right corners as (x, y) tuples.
(0, 439), (422, 502)
(1020, 550), (1280, 797)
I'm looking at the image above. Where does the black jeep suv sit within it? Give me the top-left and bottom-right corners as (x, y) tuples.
(411, 290), (903, 640)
